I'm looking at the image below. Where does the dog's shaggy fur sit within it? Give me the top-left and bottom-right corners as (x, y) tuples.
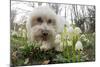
(26, 6), (64, 51)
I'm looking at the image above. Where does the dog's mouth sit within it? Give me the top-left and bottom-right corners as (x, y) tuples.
(41, 36), (48, 41)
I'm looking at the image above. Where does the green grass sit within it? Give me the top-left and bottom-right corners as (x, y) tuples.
(11, 32), (95, 66)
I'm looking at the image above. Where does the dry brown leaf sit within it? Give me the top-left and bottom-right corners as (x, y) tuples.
(42, 60), (50, 64)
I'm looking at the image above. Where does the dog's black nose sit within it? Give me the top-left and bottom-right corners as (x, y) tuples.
(42, 30), (48, 36)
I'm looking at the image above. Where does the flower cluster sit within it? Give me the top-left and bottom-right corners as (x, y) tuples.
(11, 28), (27, 38)
(55, 25), (83, 51)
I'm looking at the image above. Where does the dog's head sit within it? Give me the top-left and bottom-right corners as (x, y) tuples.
(26, 6), (58, 42)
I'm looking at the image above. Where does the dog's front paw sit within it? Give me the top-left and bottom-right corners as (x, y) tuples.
(40, 41), (52, 51)
(40, 45), (49, 51)
(40, 44), (51, 51)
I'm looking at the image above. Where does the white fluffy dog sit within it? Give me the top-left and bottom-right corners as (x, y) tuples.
(26, 6), (65, 51)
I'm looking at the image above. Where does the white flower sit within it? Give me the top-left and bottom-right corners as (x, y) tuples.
(75, 40), (83, 51)
(55, 34), (61, 44)
(56, 34), (61, 40)
(18, 28), (22, 32)
(80, 34), (86, 39)
(74, 27), (82, 34)
(67, 26), (74, 33)
(66, 26), (74, 39)
(11, 31), (18, 36)
(87, 39), (89, 43)
(22, 29), (26, 37)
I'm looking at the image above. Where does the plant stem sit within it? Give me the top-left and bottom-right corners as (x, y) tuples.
(78, 50), (81, 62)
(72, 43), (76, 62)
(66, 46), (70, 62)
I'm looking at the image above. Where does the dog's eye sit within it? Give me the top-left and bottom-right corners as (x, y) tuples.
(48, 19), (52, 24)
(37, 17), (43, 23)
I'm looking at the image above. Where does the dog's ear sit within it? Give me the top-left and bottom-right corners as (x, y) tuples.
(56, 15), (70, 33)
